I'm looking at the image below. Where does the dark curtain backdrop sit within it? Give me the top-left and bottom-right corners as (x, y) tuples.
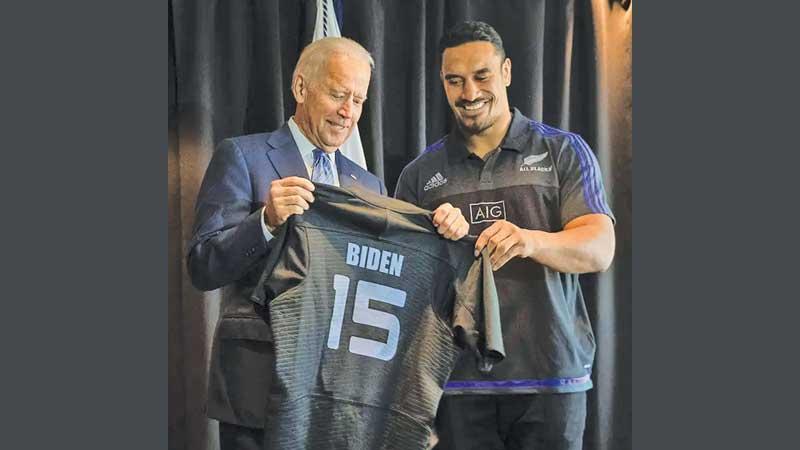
(168, 1), (632, 449)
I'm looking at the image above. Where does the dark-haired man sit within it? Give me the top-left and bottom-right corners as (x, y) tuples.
(395, 21), (615, 450)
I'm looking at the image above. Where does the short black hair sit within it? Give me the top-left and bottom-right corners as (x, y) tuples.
(438, 21), (506, 60)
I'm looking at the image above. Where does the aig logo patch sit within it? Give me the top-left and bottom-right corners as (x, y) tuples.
(469, 200), (507, 224)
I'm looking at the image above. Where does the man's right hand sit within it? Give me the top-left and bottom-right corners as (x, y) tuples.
(432, 202), (469, 241)
(264, 176), (316, 228)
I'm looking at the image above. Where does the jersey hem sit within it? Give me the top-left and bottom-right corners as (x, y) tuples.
(443, 375), (592, 395)
(442, 382), (592, 395)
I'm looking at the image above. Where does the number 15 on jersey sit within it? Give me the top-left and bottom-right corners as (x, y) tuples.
(327, 274), (407, 361)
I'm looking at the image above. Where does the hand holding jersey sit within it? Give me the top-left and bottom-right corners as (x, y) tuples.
(473, 219), (534, 270)
(470, 215), (614, 272)
(263, 176), (316, 229)
(430, 204), (541, 271)
(431, 202), (469, 240)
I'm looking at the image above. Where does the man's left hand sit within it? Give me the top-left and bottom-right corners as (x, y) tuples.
(474, 220), (535, 270)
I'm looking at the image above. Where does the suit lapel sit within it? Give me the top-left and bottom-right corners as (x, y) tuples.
(265, 124), (309, 179)
(335, 150), (360, 189)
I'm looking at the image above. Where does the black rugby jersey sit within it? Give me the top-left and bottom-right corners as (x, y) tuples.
(395, 108), (615, 395)
(251, 184), (505, 450)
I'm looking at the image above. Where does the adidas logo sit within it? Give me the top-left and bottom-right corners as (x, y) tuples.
(424, 172), (448, 191)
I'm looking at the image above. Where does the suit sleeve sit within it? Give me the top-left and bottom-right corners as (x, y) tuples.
(452, 247), (506, 373)
(186, 139), (272, 291)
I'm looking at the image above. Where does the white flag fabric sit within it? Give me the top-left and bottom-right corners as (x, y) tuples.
(312, 0), (368, 170)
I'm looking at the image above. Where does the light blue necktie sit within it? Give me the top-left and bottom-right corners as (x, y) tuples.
(311, 149), (335, 185)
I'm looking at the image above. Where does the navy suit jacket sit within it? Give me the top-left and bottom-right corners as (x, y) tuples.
(187, 123), (386, 428)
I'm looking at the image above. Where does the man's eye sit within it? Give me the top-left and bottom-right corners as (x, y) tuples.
(448, 79), (462, 86)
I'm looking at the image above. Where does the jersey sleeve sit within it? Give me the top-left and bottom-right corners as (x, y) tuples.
(556, 134), (616, 227)
(393, 163), (419, 205)
(451, 246), (506, 373)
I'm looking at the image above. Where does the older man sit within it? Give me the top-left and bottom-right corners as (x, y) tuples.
(187, 37), (386, 450)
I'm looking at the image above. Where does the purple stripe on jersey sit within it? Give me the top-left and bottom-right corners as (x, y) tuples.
(568, 134), (603, 213)
(530, 122), (599, 212)
(529, 121), (607, 214)
(423, 136), (447, 154)
(445, 374), (592, 390)
(576, 135), (612, 214)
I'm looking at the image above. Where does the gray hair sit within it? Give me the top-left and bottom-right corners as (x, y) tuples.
(292, 37), (375, 84)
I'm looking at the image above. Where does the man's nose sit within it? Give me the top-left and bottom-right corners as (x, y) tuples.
(338, 99), (353, 118)
(461, 79), (480, 102)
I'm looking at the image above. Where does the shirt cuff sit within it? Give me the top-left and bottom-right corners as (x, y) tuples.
(260, 206), (275, 242)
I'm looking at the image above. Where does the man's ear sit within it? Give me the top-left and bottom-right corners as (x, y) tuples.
(292, 74), (307, 104)
(502, 58), (512, 87)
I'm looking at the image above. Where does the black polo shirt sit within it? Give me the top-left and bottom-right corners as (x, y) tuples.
(395, 108), (615, 394)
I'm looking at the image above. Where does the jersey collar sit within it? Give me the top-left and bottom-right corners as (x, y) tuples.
(446, 108), (530, 164)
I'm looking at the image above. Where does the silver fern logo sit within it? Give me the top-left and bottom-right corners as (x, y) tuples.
(520, 153), (552, 172)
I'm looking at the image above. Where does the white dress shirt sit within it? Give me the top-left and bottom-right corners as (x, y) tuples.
(260, 117), (340, 241)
